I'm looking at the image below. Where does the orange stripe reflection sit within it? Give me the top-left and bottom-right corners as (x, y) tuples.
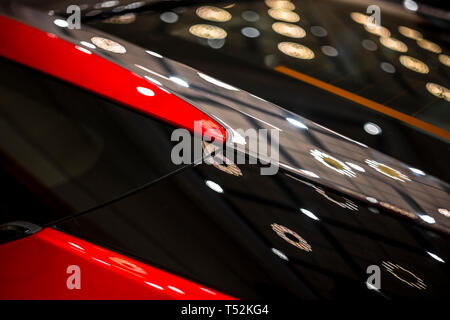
(274, 65), (450, 141)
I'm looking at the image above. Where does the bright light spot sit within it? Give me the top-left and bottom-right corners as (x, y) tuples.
(137, 87), (155, 96)
(364, 122), (382, 135)
(366, 197), (378, 204)
(146, 50), (163, 58)
(271, 248), (289, 261)
(144, 76), (162, 86)
(68, 242), (85, 251)
(427, 252), (445, 263)
(419, 214), (435, 224)
(346, 162), (365, 172)
(241, 27), (260, 38)
(300, 170), (320, 179)
(91, 257), (111, 266)
(169, 76), (189, 87)
(75, 46), (92, 54)
(200, 287), (217, 295)
(160, 12), (178, 23)
(205, 180), (224, 193)
(286, 117), (308, 129)
(198, 73), (238, 91)
(409, 167), (425, 176)
(145, 282), (164, 290)
(366, 282), (380, 291)
(300, 208), (320, 221)
(53, 19), (69, 28)
(404, 0), (418, 11)
(168, 286), (185, 294)
(80, 41), (96, 49)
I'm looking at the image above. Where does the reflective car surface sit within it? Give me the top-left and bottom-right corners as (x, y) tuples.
(0, 0), (449, 300)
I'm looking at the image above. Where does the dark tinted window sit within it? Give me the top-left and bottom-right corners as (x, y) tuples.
(0, 58), (192, 225)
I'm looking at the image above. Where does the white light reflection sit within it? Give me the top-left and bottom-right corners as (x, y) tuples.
(286, 117), (308, 129)
(146, 50), (163, 58)
(241, 27), (260, 38)
(205, 180), (224, 193)
(75, 46), (92, 54)
(346, 162), (365, 172)
(366, 197), (378, 204)
(404, 0), (418, 11)
(200, 287), (217, 295)
(300, 169), (320, 179)
(419, 215), (435, 224)
(168, 286), (185, 294)
(80, 41), (96, 49)
(409, 167), (425, 176)
(160, 12), (178, 23)
(144, 76), (162, 86)
(91, 257), (111, 266)
(198, 73), (238, 91)
(68, 242), (85, 251)
(137, 87), (155, 96)
(271, 248), (289, 261)
(169, 76), (189, 87)
(427, 252), (445, 263)
(300, 208), (320, 221)
(364, 122), (382, 135)
(53, 19), (69, 28)
(145, 282), (164, 290)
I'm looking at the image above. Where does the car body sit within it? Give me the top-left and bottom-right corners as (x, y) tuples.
(0, 0), (449, 300)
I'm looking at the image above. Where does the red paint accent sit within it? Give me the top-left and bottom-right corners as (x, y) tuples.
(0, 16), (226, 143)
(0, 228), (235, 299)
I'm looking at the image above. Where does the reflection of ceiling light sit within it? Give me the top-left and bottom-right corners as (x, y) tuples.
(53, 19), (69, 28)
(286, 117), (308, 129)
(417, 39), (442, 53)
(427, 252), (445, 263)
(364, 23), (390, 37)
(145, 282), (163, 290)
(366, 197), (378, 204)
(379, 202), (417, 219)
(350, 12), (370, 24)
(265, 0), (295, 10)
(271, 248), (289, 261)
(271, 223), (312, 252)
(398, 26), (422, 40)
(310, 26), (327, 37)
(196, 6), (232, 22)
(169, 76), (189, 87)
(363, 122), (382, 135)
(136, 87), (155, 96)
(321, 45), (338, 57)
(425, 83), (450, 101)
(80, 41), (96, 49)
(311, 149), (356, 177)
(189, 24), (227, 39)
(103, 13), (136, 24)
(278, 42), (314, 59)
(268, 9), (300, 23)
(403, 0), (418, 11)
(409, 167), (425, 176)
(438, 54), (450, 67)
(419, 214), (435, 224)
(205, 180), (224, 193)
(365, 159), (411, 182)
(168, 286), (185, 294)
(95, 1), (119, 9)
(316, 188), (358, 211)
(438, 208), (450, 218)
(146, 50), (163, 58)
(399, 55), (429, 74)
(91, 37), (126, 53)
(241, 27), (260, 38)
(272, 22), (305, 38)
(75, 46), (92, 54)
(160, 12), (178, 23)
(242, 10), (260, 22)
(144, 76), (162, 86)
(300, 208), (319, 221)
(346, 162), (365, 172)
(300, 169), (320, 179)
(382, 261), (426, 290)
(380, 62), (396, 74)
(361, 39), (377, 51)
(198, 73), (238, 90)
(380, 37), (408, 53)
